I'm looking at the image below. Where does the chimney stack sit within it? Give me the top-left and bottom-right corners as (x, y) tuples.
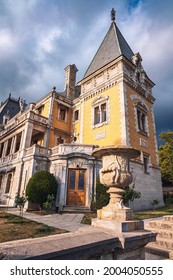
(64, 64), (78, 98)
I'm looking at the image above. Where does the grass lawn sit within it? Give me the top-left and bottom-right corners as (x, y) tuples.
(134, 202), (173, 220)
(0, 211), (68, 243)
(81, 202), (173, 225)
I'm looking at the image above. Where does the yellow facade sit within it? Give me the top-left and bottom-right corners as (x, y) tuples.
(73, 85), (122, 146)
(126, 85), (157, 165)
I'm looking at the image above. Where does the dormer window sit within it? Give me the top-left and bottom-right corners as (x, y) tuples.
(3, 110), (10, 125)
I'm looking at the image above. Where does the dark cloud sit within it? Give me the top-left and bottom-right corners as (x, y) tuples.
(0, 0), (172, 141)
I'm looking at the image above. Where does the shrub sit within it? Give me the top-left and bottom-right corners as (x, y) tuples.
(14, 194), (27, 217)
(95, 178), (141, 209)
(26, 171), (57, 208)
(96, 179), (109, 209)
(123, 185), (141, 206)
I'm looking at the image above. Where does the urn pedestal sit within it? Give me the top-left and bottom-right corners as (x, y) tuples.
(91, 146), (156, 259)
(92, 145), (141, 231)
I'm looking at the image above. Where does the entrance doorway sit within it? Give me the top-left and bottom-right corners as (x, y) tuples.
(67, 169), (86, 206)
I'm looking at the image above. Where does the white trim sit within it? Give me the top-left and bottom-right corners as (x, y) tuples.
(80, 98), (84, 143)
(119, 81), (129, 145)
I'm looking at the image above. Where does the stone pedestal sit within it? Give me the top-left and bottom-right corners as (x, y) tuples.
(91, 145), (157, 259)
(92, 218), (144, 234)
(97, 207), (133, 221)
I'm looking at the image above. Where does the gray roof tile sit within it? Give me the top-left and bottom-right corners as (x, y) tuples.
(84, 22), (134, 78)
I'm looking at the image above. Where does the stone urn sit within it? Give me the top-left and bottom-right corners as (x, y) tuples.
(92, 145), (140, 221)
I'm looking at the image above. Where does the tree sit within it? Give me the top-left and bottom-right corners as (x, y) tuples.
(123, 185), (141, 206)
(26, 171), (57, 208)
(159, 131), (173, 185)
(14, 194), (27, 217)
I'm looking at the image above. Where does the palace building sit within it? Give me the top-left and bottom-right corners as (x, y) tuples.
(0, 9), (164, 211)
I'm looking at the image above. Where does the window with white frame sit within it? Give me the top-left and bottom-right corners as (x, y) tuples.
(92, 96), (109, 127)
(135, 102), (148, 135)
(5, 173), (12, 193)
(73, 109), (79, 122)
(143, 154), (150, 174)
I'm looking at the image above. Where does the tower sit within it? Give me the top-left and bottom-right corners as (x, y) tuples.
(73, 8), (164, 210)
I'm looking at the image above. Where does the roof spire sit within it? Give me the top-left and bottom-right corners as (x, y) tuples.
(111, 8), (116, 22)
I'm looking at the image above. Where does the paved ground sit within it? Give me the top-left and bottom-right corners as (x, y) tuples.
(5, 208), (90, 232)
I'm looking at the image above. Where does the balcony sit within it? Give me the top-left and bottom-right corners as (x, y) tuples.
(0, 145), (50, 166)
(0, 110), (48, 138)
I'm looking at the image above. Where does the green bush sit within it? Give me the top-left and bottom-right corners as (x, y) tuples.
(96, 179), (109, 209)
(26, 171), (57, 208)
(123, 185), (141, 206)
(95, 178), (141, 209)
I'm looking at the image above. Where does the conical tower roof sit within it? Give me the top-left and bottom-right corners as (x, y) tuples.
(83, 18), (134, 79)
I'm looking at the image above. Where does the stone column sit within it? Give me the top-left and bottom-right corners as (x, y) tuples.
(21, 122), (33, 149)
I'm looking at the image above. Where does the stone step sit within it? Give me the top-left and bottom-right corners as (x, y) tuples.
(145, 244), (173, 259)
(145, 227), (173, 240)
(62, 206), (92, 214)
(149, 237), (173, 250)
(148, 221), (173, 231)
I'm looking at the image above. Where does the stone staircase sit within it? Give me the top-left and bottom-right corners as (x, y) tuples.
(145, 215), (173, 259)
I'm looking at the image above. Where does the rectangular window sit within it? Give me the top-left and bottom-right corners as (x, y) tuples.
(101, 103), (107, 122)
(94, 106), (100, 125)
(137, 109), (147, 133)
(59, 106), (67, 121)
(0, 143), (4, 158)
(143, 155), (149, 173)
(94, 103), (107, 125)
(69, 170), (76, 190)
(74, 110), (79, 122)
(5, 173), (12, 194)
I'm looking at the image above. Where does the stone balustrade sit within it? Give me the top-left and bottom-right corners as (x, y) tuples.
(0, 110), (48, 138)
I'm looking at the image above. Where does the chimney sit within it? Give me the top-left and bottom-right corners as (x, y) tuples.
(64, 64), (78, 98)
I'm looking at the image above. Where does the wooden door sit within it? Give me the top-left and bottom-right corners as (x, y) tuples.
(67, 169), (86, 206)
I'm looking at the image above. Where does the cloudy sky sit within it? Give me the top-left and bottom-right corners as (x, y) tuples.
(0, 0), (173, 140)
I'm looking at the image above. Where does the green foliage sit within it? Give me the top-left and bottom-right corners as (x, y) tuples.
(96, 179), (109, 209)
(43, 194), (55, 210)
(26, 171), (57, 208)
(151, 199), (159, 211)
(123, 185), (141, 205)
(95, 178), (141, 209)
(14, 194), (27, 217)
(159, 131), (173, 185)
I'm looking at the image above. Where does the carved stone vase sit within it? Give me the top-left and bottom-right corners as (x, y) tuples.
(92, 145), (140, 221)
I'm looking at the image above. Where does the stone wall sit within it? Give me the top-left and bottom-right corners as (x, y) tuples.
(130, 161), (164, 211)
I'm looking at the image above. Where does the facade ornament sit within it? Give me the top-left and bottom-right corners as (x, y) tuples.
(111, 8), (116, 22)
